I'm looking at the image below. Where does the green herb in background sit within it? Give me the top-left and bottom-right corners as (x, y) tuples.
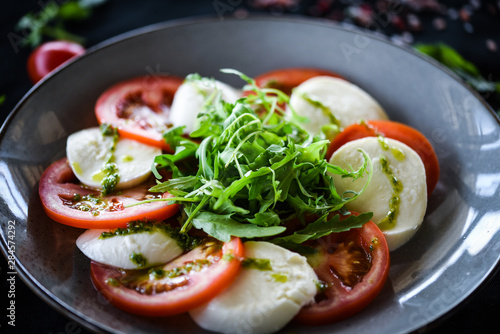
(415, 43), (500, 95)
(0, 95), (5, 106)
(16, 0), (107, 48)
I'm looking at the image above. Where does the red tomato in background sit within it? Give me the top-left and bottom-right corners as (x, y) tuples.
(38, 158), (179, 229)
(327, 120), (440, 196)
(27, 40), (85, 83)
(253, 67), (344, 95)
(95, 76), (184, 150)
(91, 237), (244, 316)
(296, 218), (390, 326)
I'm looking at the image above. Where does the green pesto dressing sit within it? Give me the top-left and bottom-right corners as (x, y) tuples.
(91, 170), (105, 182)
(315, 280), (331, 293)
(298, 91), (341, 128)
(272, 273), (288, 283)
(130, 253), (147, 268)
(68, 193), (112, 216)
(72, 162), (82, 175)
(378, 155), (403, 230)
(101, 163), (120, 196)
(122, 155), (134, 162)
(242, 258), (272, 271)
(148, 259), (211, 280)
(105, 278), (120, 287)
(99, 124), (120, 195)
(377, 135), (406, 161)
(98, 221), (202, 252)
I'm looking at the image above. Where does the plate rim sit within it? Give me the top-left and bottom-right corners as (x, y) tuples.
(1, 14), (499, 334)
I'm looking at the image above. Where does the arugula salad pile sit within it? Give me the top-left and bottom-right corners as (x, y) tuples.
(143, 69), (374, 248)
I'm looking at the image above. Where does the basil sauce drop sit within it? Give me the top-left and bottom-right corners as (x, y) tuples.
(378, 155), (403, 230)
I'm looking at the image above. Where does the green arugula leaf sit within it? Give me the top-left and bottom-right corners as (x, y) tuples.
(270, 212), (373, 247)
(191, 212), (286, 242)
(247, 211), (281, 227)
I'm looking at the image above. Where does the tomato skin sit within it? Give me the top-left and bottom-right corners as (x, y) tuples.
(39, 158), (179, 229)
(95, 76), (184, 150)
(253, 67), (343, 95)
(295, 219), (390, 326)
(28, 41), (85, 84)
(327, 120), (440, 196)
(91, 237), (244, 316)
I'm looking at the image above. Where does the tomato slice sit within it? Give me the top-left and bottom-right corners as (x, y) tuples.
(39, 158), (179, 229)
(91, 237), (244, 316)
(27, 41), (85, 84)
(95, 76), (184, 150)
(295, 218), (390, 326)
(254, 67), (343, 95)
(327, 120), (440, 196)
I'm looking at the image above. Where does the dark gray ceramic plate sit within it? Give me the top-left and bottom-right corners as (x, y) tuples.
(1, 16), (500, 334)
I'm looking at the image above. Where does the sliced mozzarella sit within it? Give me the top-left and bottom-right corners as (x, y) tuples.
(329, 137), (427, 251)
(76, 227), (183, 269)
(189, 241), (317, 334)
(288, 76), (388, 134)
(169, 77), (241, 133)
(66, 127), (161, 190)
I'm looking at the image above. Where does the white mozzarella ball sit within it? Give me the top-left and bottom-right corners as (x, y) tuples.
(329, 137), (427, 251)
(66, 127), (161, 190)
(76, 228), (183, 269)
(288, 76), (388, 134)
(189, 241), (317, 334)
(169, 77), (241, 133)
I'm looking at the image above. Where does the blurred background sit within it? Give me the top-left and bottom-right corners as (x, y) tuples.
(1, 0), (499, 333)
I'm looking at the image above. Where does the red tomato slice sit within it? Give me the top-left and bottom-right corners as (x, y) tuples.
(91, 237), (244, 316)
(28, 41), (85, 84)
(95, 76), (184, 150)
(254, 67), (343, 95)
(295, 218), (390, 326)
(327, 120), (440, 196)
(38, 158), (179, 229)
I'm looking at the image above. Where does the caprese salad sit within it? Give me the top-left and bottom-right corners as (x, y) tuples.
(38, 67), (439, 334)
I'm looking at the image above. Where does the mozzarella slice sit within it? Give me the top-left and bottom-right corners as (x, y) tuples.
(329, 137), (427, 251)
(76, 227), (183, 269)
(169, 77), (241, 133)
(189, 241), (317, 334)
(66, 127), (161, 190)
(288, 76), (388, 134)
